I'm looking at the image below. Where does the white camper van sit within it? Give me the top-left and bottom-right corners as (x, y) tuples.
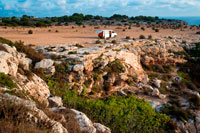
(96, 30), (117, 39)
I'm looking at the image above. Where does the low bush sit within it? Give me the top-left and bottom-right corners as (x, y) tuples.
(0, 72), (17, 89)
(125, 36), (131, 39)
(148, 35), (153, 39)
(155, 29), (159, 32)
(28, 30), (33, 34)
(106, 60), (124, 73)
(0, 37), (14, 47)
(141, 27), (145, 31)
(96, 40), (102, 44)
(68, 51), (77, 54)
(0, 37), (45, 65)
(14, 41), (45, 64)
(139, 35), (146, 39)
(111, 40), (117, 44)
(62, 90), (174, 132)
(0, 101), (47, 132)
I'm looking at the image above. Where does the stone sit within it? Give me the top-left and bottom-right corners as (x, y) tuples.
(159, 94), (166, 99)
(48, 96), (63, 107)
(15, 73), (50, 107)
(73, 64), (84, 72)
(0, 51), (19, 77)
(35, 59), (54, 69)
(94, 123), (111, 133)
(153, 78), (161, 88)
(47, 66), (56, 74)
(152, 88), (160, 96)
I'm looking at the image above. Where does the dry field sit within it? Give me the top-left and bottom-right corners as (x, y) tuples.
(0, 25), (199, 46)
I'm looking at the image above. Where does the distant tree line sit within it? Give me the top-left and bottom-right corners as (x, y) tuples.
(0, 13), (165, 27)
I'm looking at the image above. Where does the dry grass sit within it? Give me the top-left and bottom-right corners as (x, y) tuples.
(0, 100), (47, 133)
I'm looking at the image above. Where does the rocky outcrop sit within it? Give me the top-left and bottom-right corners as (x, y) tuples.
(0, 93), (68, 133)
(50, 107), (111, 133)
(0, 43), (111, 133)
(0, 43), (50, 106)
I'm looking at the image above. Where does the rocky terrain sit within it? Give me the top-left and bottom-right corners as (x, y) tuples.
(0, 43), (111, 133)
(0, 34), (200, 132)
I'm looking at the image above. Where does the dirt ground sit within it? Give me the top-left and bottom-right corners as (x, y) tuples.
(0, 25), (199, 46)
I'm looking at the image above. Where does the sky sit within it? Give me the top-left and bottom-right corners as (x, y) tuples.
(0, 0), (200, 17)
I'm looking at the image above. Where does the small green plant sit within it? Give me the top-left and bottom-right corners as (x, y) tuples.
(75, 43), (84, 48)
(28, 30), (33, 34)
(125, 36), (131, 39)
(93, 73), (100, 81)
(141, 27), (145, 31)
(68, 51), (77, 54)
(107, 60), (124, 73)
(111, 40), (117, 44)
(155, 29), (159, 32)
(96, 40), (102, 44)
(112, 49), (121, 52)
(84, 52), (89, 55)
(148, 35), (153, 39)
(0, 72), (17, 89)
(139, 35), (146, 39)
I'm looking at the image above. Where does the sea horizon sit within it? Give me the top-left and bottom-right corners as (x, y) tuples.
(162, 16), (200, 26)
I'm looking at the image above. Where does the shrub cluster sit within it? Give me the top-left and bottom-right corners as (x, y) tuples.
(62, 91), (174, 133)
(0, 72), (17, 89)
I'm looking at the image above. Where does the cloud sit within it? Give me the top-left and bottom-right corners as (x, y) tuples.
(0, 0), (199, 17)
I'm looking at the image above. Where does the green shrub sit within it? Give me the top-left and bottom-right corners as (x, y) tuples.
(93, 73), (100, 81)
(28, 30), (33, 34)
(106, 60), (124, 73)
(125, 36), (130, 39)
(148, 35), (152, 39)
(139, 35), (145, 39)
(141, 27), (145, 31)
(111, 40), (117, 44)
(62, 91), (173, 132)
(68, 51), (77, 54)
(14, 41), (45, 64)
(155, 29), (159, 32)
(0, 72), (17, 89)
(0, 37), (14, 47)
(75, 43), (84, 48)
(96, 40), (102, 44)
(196, 31), (200, 34)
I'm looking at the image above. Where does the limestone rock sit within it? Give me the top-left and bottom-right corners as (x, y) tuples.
(152, 88), (160, 96)
(94, 123), (111, 133)
(15, 73), (50, 107)
(48, 96), (63, 107)
(0, 93), (68, 133)
(0, 51), (19, 76)
(35, 59), (54, 69)
(153, 78), (161, 88)
(51, 107), (111, 133)
(73, 64), (84, 72)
